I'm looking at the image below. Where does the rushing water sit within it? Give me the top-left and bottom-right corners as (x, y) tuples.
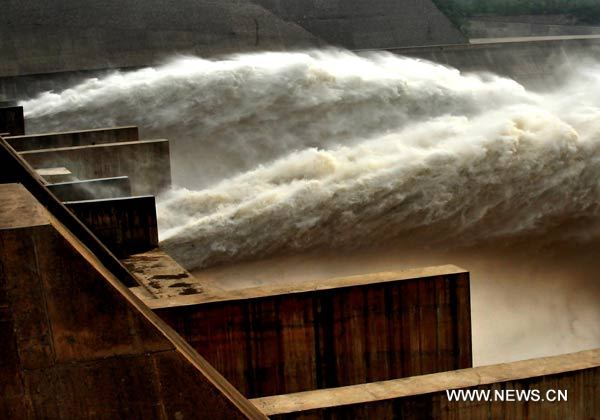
(22, 49), (600, 364)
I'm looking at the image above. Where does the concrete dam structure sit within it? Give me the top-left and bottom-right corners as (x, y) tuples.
(1, 97), (599, 419)
(0, 0), (464, 101)
(1, 0), (466, 75)
(2, 0), (599, 102)
(2, 1), (600, 419)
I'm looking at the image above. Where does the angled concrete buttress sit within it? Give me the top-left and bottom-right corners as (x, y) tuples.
(0, 137), (267, 419)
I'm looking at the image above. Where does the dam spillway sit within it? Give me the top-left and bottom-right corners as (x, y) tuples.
(1, 2), (600, 419)
(2, 77), (599, 417)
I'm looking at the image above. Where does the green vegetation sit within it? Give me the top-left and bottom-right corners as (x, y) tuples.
(433, 0), (600, 29)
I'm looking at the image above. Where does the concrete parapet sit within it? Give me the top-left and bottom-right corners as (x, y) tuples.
(0, 106), (24, 135)
(6, 125), (139, 151)
(66, 195), (159, 257)
(153, 266), (472, 398)
(48, 176), (131, 201)
(19, 139), (171, 196)
(253, 349), (600, 419)
(0, 183), (266, 419)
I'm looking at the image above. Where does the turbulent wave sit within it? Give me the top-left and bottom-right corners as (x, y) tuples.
(21, 50), (600, 270)
(157, 106), (600, 269)
(22, 49), (600, 363)
(23, 50), (532, 186)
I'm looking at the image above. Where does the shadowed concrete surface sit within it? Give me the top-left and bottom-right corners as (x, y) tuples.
(66, 195), (159, 258)
(0, 106), (25, 135)
(0, 183), (266, 419)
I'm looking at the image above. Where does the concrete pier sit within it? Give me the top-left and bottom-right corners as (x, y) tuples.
(48, 176), (131, 201)
(0, 136), (145, 287)
(66, 195), (159, 257)
(0, 183), (265, 419)
(20, 139), (171, 195)
(151, 266), (472, 398)
(6, 125), (139, 151)
(385, 36), (600, 89)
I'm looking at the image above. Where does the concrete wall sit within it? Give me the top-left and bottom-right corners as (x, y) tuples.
(48, 176), (131, 201)
(392, 37), (600, 90)
(7, 126), (139, 151)
(0, 0), (323, 79)
(252, 0), (466, 49)
(66, 195), (159, 258)
(155, 268), (472, 398)
(0, 106), (24, 135)
(254, 349), (600, 419)
(20, 139), (171, 196)
(468, 19), (600, 38)
(0, 183), (265, 419)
